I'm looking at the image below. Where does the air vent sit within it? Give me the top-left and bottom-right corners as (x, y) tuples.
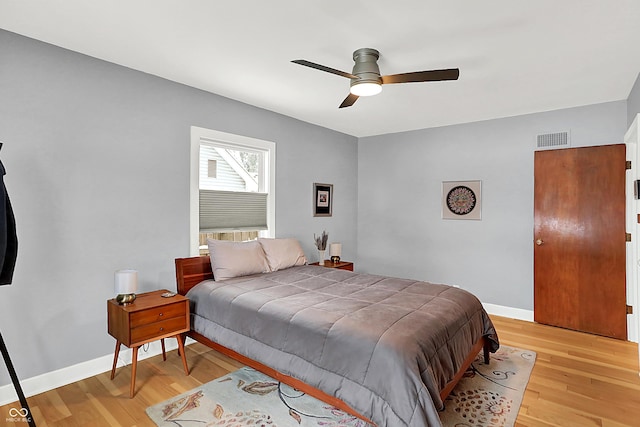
(536, 131), (570, 150)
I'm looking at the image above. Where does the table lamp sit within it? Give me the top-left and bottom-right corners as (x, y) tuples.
(330, 243), (342, 263)
(115, 269), (138, 305)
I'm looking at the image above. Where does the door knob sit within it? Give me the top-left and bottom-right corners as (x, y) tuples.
(536, 239), (544, 246)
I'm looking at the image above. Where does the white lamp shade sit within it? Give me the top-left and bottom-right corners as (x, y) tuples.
(115, 269), (138, 295)
(330, 243), (342, 257)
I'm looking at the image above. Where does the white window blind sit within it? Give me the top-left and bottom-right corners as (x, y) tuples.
(199, 189), (268, 232)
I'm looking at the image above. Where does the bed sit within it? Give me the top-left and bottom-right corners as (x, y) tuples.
(175, 238), (499, 427)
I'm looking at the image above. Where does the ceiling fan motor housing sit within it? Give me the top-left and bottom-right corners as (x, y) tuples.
(351, 48), (382, 87)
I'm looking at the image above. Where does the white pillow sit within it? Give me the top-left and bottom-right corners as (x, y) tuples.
(258, 238), (307, 271)
(207, 239), (270, 281)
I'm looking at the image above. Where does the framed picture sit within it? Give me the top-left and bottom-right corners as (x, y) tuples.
(313, 183), (333, 217)
(442, 180), (482, 220)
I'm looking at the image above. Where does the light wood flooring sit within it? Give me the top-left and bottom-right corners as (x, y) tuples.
(1, 316), (639, 426)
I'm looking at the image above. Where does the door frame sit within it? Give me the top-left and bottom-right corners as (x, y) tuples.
(624, 113), (640, 344)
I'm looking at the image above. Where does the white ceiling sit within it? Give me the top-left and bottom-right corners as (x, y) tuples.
(2, 1), (640, 137)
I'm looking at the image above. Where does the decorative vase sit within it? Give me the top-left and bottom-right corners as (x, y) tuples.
(318, 250), (325, 265)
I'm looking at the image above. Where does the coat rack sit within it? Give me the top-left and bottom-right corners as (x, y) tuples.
(1, 332), (35, 426)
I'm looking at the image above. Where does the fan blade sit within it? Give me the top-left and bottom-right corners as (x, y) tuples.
(292, 59), (358, 80)
(381, 68), (459, 84)
(339, 93), (359, 108)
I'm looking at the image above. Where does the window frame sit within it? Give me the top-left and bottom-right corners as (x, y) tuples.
(190, 126), (276, 256)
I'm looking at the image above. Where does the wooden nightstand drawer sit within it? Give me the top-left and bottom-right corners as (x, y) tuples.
(130, 302), (186, 328)
(131, 316), (187, 343)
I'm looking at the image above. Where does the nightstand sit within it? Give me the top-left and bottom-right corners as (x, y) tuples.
(107, 290), (190, 397)
(310, 260), (354, 271)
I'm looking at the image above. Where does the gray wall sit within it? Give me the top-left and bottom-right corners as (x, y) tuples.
(629, 72), (640, 126)
(357, 101), (628, 310)
(0, 30), (357, 386)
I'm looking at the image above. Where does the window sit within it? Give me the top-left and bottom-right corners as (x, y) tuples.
(190, 127), (275, 256)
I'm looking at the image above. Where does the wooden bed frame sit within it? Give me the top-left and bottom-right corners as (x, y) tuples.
(175, 255), (490, 424)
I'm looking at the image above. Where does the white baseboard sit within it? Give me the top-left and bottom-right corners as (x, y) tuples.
(1, 303), (534, 407)
(482, 302), (534, 322)
(0, 338), (191, 406)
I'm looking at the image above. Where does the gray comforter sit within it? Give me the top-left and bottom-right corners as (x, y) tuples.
(186, 265), (499, 427)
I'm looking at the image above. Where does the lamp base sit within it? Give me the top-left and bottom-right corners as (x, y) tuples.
(116, 293), (136, 305)
(331, 256), (341, 263)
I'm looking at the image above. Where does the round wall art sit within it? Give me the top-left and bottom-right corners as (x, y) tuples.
(442, 180), (482, 220)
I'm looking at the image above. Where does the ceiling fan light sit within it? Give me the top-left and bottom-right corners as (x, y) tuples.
(350, 82), (382, 97)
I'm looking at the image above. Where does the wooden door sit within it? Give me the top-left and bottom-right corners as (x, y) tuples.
(534, 144), (627, 339)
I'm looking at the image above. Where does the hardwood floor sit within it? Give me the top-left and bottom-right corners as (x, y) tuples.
(1, 316), (639, 426)
(492, 316), (640, 426)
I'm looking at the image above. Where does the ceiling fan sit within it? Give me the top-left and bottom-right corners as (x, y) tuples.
(292, 48), (459, 108)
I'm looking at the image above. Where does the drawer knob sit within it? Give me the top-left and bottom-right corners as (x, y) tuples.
(159, 312), (163, 317)
(160, 327), (164, 331)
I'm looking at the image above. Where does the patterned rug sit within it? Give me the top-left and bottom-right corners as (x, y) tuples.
(146, 345), (535, 427)
(439, 345), (536, 426)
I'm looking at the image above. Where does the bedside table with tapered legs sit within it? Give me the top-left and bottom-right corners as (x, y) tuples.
(107, 289), (190, 397)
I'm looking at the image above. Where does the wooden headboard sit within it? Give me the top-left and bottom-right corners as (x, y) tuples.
(175, 256), (213, 295)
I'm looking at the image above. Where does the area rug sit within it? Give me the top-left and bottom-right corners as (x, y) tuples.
(439, 345), (536, 426)
(146, 345), (535, 427)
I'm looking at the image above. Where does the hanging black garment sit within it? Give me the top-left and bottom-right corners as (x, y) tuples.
(0, 144), (33, 425)
(0, 143), (18, 285)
